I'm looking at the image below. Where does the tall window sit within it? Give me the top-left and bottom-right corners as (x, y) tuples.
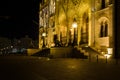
(50, 0), (55, 15)
(100, 22), (104, 37)
(104, 21), (108, 36)
(101, 0), (105, 9)
(100, 21), (108, 37)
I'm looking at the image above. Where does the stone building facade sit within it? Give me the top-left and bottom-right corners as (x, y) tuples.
(93, 0), (114, 51)
(39, 0), (114, 57)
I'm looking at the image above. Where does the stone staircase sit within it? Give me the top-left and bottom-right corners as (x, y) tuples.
(32, 47), (88, 59)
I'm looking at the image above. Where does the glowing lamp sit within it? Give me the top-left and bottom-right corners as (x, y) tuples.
(42, 33), (46, 37)
(107, 48), (113, 55)
(72, 22), (77, 28)
(104, 54), (111, 59)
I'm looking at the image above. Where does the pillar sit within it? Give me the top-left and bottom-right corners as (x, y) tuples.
(78, 17), (83, 45)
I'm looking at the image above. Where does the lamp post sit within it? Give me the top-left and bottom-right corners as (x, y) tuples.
(72, 18), (77, 46)
(42, 32), (46, 48)
(68, 28), (72, 46)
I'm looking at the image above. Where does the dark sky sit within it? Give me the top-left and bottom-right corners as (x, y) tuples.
(0, 0), (41, 40)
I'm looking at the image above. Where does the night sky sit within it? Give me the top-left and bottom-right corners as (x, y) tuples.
(0, 0), (41, 40)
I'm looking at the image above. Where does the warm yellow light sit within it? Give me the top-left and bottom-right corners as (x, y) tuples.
(85, 45), (89, 47)
(70, 28), (72, 31)
(47, 58), (50, 61)
(68, 65), (76, 69)
(42, 33), (46, 36)
(72, 22), (77, 28)
(107, 48), (113, 55)
(104, 54), (111, 59)
(51, 43), (55, 47)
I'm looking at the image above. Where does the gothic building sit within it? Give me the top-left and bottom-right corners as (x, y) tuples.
(39, 0), (114, 57)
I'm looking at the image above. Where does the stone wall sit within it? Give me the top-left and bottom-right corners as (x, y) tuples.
(50, 47), (73, 58)
(27, 49), (41, 56)
(94, 6), (113, 49)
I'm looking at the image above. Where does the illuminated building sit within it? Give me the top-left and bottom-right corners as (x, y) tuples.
(39, 0), (49, 48)
(39, 0), (114, 57)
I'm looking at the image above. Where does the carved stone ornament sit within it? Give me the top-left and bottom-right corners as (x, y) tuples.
(72, 0), (81, 6)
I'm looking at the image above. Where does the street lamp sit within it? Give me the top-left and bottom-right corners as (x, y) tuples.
(72, 18), (77, 46)
(42, 32), (46, 48)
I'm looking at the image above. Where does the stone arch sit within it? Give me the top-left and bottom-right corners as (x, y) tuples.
(80, 12), (89, 44)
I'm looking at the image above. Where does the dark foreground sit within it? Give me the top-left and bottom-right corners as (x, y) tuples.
(0, 56), (120, 80)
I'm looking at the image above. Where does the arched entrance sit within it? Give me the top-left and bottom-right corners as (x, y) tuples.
(80, 13), (89, 45)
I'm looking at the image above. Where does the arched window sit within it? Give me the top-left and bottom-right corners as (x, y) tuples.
(104, 21), (108, 37)
(100, 21), (108, 37)
(100, 22), (104, 37)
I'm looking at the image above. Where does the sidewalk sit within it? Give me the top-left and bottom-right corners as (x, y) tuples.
(0, 56), (120, 80)
(80, 46), (120, 64)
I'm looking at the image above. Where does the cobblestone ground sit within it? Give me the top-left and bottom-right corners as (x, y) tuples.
(0, 56), (120, 80)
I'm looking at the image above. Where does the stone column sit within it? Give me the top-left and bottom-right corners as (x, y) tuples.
(89, 9), (95, 47)
(39, 29), (43, 49)
(47, 28), (53, 48)
(66, 24), (70, 46)
(78, 16), (82, 45)
(77, 18), (80, 46)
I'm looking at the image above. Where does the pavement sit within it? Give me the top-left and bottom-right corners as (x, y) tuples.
(81, 46), (117, 64)
(0, 56), (120, 80)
